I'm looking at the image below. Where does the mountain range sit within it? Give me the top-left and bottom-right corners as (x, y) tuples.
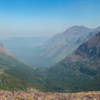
(0, 26), (100, 93)
(43, 32), (100, 92)
(40, 26), (100, 67)
(2, 26), (100, 67)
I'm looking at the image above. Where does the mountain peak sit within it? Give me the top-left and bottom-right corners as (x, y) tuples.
(63, 25), (91, 34)
(69, 25), (89, 29)
(67, 25), (90, 30)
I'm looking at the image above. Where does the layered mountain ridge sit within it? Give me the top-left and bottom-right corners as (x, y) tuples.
(43, 32), (100, 92)
(0, 26), (100, 93)
(2, 25), (100, 67)
(40, 26), (100, 67)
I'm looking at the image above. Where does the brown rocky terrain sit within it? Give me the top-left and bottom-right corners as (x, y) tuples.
(0, 89), (100, 100)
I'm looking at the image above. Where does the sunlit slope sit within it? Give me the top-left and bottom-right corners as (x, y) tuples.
(0, 43), (44, 90)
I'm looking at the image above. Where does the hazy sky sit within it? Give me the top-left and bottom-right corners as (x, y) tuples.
(0, 0), (100, 38)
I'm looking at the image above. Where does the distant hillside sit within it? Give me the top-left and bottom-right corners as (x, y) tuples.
(40, 26), (91, 66)
(0, 32), (100, 92)
(40, 26), (100, 67)
(44, 32), (100, 92)
(2, 26), (100, 67)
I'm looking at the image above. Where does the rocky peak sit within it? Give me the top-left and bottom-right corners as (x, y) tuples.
(63, 25), (91, 35)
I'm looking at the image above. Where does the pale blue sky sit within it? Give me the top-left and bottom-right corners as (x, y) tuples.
(0, 0), (100, 38)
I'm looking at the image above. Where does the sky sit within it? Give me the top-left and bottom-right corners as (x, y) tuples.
(0, 0), (100, 38)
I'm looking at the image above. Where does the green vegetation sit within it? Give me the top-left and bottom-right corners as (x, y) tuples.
(41, 32), (100, 92)
(0, 32), (100, 93)
(0, 72), (32, 91)
(0, 52), (43, 91)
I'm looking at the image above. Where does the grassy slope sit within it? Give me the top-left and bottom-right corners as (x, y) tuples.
(0, 52), (45, 91)
(42, 32), (100, 92)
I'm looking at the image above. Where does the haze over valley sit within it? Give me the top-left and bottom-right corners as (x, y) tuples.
(0, 0), (100, 99)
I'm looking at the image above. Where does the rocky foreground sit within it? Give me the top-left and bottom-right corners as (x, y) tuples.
(0, 89), (100, 100)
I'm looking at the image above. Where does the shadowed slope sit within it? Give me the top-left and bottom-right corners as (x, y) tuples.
(44, 32), (100, 92)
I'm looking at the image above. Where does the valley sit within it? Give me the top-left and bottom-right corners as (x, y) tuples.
(0, 27), (100, 93)
(2, 26), (100, 67)
(0, 27), (100, 99)
(0, 0), (100, 99)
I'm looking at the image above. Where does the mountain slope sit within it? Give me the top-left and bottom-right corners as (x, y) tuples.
(41, 26), (92, 66)
(0, 44), (44, 91)
(1, 37), (49, 67)
(44, 32), (100, 92)
(41, 26), (100, 67)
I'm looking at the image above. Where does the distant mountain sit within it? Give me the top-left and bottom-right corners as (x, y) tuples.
(44, 32), (100, 92)
(2, 26), (100, 67)
(40, 26), (92, 66)
(40, 26), (100, 67)
(0, 44), (44, 91)
(0, 32), (100, 92)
